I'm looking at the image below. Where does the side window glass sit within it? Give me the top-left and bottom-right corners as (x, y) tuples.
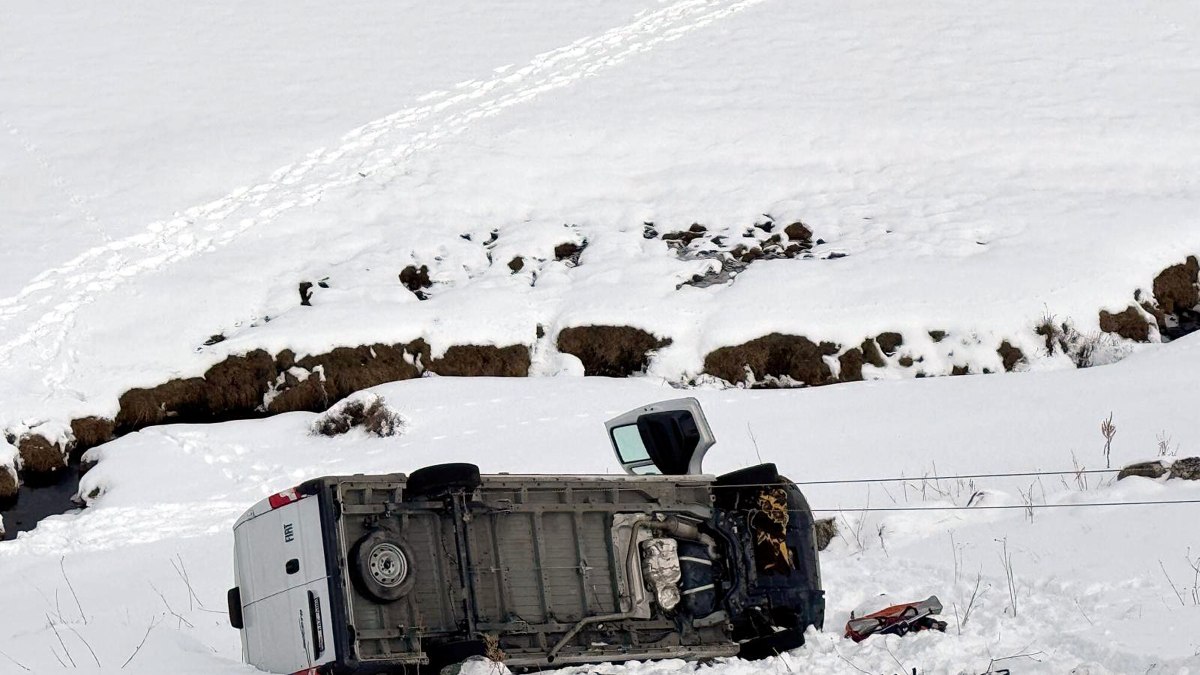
(612, 425), (650, 463)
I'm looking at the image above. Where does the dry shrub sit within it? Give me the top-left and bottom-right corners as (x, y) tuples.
(311, 393), (408, 438)
(814, 518), (838, 552)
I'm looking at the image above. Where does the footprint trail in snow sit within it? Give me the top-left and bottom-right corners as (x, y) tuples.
(0, 0), (767, 380)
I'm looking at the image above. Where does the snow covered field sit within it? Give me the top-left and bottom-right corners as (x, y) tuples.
(3, 0), (1200, 672)
(2, 336), (1200, 673)
(2, 0), (1199, 436)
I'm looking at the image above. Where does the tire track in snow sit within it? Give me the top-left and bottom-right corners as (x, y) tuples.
(0, 0), (767, 377)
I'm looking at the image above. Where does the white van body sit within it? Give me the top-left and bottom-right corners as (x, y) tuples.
(231, 489), (336, 675)
(227, 398), (825, 675)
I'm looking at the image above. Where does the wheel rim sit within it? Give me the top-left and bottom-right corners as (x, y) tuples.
(367, 542), (408, 587)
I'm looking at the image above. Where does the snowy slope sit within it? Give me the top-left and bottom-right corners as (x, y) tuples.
(2, 334), (1199, 672)
(2, 0), (1200, 435)
(3, 0), (1200, 672)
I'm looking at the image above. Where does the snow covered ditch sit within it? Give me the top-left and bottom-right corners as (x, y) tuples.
(4, 251), (1197, 484)
(1, 334), (1199, 671)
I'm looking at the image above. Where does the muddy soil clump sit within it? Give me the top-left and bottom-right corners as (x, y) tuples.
(557, 326), (672, 377)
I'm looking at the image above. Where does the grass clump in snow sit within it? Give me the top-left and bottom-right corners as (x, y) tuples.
(310, 392), (408, 438)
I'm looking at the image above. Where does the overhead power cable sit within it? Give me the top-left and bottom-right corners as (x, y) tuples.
(807, 498), (1200, 514)
(788, 468), (1119, 487)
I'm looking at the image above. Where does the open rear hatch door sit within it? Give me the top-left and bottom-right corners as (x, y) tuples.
(605, 398), (716, 475)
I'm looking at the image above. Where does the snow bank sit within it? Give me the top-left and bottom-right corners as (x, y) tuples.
(2, 0), (1200, 434)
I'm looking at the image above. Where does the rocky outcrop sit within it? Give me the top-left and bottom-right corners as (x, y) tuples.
(1117, 457), (1200, 481)
(557, 326), (671, 377)
(1117, 461), (1169, 481)
(1169, 457), (1200, 481)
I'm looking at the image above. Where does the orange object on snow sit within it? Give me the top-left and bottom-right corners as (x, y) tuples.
(844, 595), (948, 642)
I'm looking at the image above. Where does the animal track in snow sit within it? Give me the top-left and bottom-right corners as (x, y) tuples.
(0, 0), (767, 387)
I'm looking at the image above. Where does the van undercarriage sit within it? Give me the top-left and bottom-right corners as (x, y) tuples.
(231, 399), (824, 674)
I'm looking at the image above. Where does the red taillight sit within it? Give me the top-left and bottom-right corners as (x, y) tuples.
(291, 669), (319, 675)
(268, 487), (302, 510)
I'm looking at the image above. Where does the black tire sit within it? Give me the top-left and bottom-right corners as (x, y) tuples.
(714, 463), (780, 488)
(350, 529), (416, 603)
(713, 463), (780, 509)
(426, 639), (488, 673)
(406, 463), (482, 498)
(737, 627), (805, 660)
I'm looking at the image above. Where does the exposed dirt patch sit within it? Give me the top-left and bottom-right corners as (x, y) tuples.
(70, 417), (115, 462)
(0, 468), (17, 502)
(875, 332), (904, 356)
(997, 341), (1025, 372)
(1099, 256), (1200, 343)
(554, 240), (587, 265)
(12, 339), (531, 482)
(291, 343), (427, 412)
(838, 348), (865, 382)
(18, 434), (67, 474)
(557, 326), (672, 377)
(784, 221), (813, 243)
(104, 340), (531, 440)
(1152, 256), (1200, 316)
(507, 256), (525, 273)
(428, 345), (531, 378)
(861, 339), (887, 368)
(116, 350), (277, 433)
(704, 334), (839, 386)
(1099, 306), (1153, 343)
(399, 265), (432, 299)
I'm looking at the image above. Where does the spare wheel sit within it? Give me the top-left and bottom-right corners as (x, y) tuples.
(351, 529), (415, 603)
